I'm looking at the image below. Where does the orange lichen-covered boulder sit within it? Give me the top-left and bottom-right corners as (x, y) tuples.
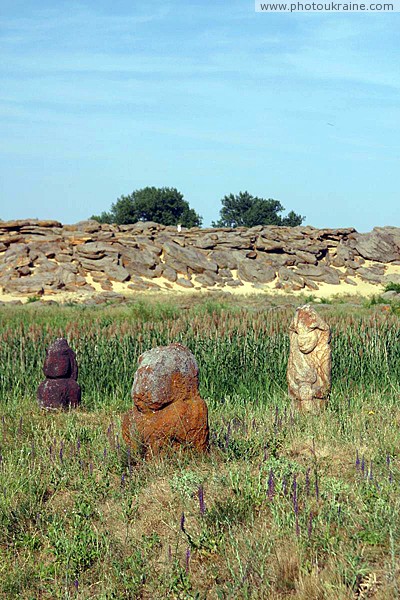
(37, 338), (81, 410)
(122, 343), (209, 457)
(287, 304), (331, 413)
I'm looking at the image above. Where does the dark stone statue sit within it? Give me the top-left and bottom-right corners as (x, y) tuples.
(37, 338), (81, 409)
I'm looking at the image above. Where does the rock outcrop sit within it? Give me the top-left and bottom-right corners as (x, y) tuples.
(37, 338), (81, 409)
(122, 343), (209, 457)
(0, 219), (399, 298)
(287, 305), (331, 412)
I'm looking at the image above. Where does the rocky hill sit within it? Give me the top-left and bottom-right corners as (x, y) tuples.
(1, 219), (400, 300)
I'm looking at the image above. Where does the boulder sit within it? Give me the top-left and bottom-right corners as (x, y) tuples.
(357, 266), (384, 284)
(122, 343), (209, 457)
(78, 256), (130, 282)
(295, 264), (340, 285)
(354, 229), (400, 263)
(237, 259), (276, 283)
(382, 273), (400, 285)
(163, 241), (218, 273)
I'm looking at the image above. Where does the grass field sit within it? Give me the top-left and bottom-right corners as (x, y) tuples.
(1, 293), (400, 599)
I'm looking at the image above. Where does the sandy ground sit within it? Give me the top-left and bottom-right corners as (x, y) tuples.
(1, 262), (399, 305)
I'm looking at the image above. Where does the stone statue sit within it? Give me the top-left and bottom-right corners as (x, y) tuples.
(122, 343), (209, 457)
(287, 305), (331, 412)
(37, 338), (81, 409)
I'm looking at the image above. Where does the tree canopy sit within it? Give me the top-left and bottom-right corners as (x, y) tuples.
(91, 187), (202, 228)
(212, 191), (305, 228)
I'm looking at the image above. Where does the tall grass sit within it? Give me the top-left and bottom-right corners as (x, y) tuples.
(0, 303), (399, 409)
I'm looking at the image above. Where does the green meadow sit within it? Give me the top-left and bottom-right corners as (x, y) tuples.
(1, 294), (400, 599)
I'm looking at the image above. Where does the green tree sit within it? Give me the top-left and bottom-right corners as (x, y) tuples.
(212, 191), (305, 228)
(91, 187), (202, 227)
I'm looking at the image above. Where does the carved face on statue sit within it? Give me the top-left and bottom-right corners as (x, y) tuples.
(289, 304), (330, 354)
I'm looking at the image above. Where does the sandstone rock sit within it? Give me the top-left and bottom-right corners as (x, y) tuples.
(37, 338), (81, 410)
(331, 243), (355, 267)
(0, 219), (62, 230)
(218, 268), (233, 279)
(176, 277), (194, 288)
(294, 250), (318, 265)
(357, 266), (384, 284)
(265, 253), (296, 267)
(345, 259), (364, 270)
(161, 265), (178, 283)
(237, 259), (276, 283)
(381, 290), (399, 301)
(163, 241), (218, 273)
(354, 229), (400, 263)
(207, 250), (238, 270)
(194, 273), (217, 287)
(122, 343), (209, 457)
(382, 273), (400, 285)
(74, 220), (101, 233)
(79, 256), (130, 282)
(226, 279), (243, 287)
(295, 264), (340, 285)
(121, 247), (158, 278)
(278, 267), (305, 289)
(287, 305), (331, 412)
(213, 233), (252, 250)
(192, 235), (218, 249)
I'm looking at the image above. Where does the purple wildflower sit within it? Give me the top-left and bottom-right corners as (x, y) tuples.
(267, 469), (275, 500)
(292, 474), (298, 511)
(198, 485), (206, 516)
(361, 455), (365, 476)
(73, 579), (79, 592)
(121, 473), (125, 488)
(308, 512), (313, 539)
(355, 450), (360, 471)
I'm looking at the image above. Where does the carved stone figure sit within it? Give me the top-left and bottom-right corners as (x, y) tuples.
(37, 338), (81, 409)
(122, 343), (209, 457)
(287, 305), (331, 412)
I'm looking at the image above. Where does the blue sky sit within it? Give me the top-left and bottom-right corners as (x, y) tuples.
(0, 1), (399, 231)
